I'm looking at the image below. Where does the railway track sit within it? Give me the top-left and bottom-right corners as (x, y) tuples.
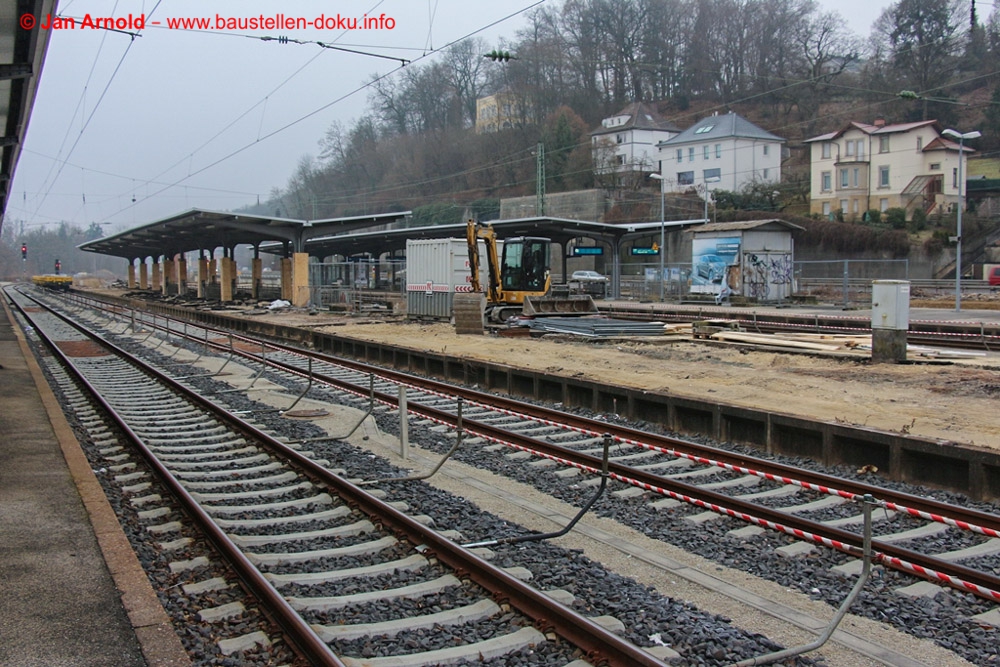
(598, 302), (1000, 352)
(8, 286), (668, 667)
(11, 285), (1000, 665)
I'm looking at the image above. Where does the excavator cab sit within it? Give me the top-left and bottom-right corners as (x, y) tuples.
(465, 219), (597, 323)
(500, 237), (550, 294)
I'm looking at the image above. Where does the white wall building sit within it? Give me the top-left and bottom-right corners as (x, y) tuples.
(591, 102), (680, 174)
(655, 112), (785, 197)
(804, 120), (970, 220)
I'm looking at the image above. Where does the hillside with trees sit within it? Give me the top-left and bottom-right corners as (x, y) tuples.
(2, 0), (996, 280)
(254, 0), (999, 233)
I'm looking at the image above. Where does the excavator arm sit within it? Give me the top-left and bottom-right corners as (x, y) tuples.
(466, 219), (503, 304)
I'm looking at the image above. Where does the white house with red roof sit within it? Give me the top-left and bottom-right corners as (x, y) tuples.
(804, 119), (973, 220)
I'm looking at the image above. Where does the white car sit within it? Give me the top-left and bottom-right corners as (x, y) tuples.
(571, 270), (608, 283)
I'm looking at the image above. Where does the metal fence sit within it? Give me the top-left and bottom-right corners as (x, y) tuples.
(309, 259), (406, 292)
(308, 285), (396, 313)
(230, 257), (918, 309)
(617, 262), (694, 301)
(792, 259), (910, 308)
(610, 259), (912, 306)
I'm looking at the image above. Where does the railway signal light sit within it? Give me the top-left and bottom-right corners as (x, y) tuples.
(21, 244), (27, 260)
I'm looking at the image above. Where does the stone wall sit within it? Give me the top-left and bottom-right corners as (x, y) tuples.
(500, 189), (609, 220)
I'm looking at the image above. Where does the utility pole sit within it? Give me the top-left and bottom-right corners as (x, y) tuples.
(536, 142), (545, 217)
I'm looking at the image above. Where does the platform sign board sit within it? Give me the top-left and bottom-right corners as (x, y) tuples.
(573, 247), (604, 256)
(631, 247), (659, 256)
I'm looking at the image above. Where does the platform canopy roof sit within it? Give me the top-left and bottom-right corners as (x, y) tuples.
(688, 219), (805, 233)
(260, 216), (710, 258)
(0, 0), (57, 231)
(78, 208), (411, 259)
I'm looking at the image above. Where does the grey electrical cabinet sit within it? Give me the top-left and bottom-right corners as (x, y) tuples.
(871, 280), (910, 331)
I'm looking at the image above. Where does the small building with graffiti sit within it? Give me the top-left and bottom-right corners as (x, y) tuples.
(687, 219), (803, 302)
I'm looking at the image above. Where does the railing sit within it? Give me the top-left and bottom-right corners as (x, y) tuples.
(309, 285), (397, 313)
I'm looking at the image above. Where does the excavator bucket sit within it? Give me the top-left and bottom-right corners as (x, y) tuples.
(522, 294), (598, 317)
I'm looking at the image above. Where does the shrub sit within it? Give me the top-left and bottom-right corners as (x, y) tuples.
(908, 207), (927, 232)
(865, 209), (881, 225)
(885, 207), (907, 229)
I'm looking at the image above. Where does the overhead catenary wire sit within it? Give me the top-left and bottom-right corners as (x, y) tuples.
(97, 0), (391, 214)
(22, 0), (988, 228)
(29, 0), (164, 223)
(101, 1), (546, 223)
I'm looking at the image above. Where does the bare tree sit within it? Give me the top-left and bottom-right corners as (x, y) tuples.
(792, 10), (863, 124)
(444, 38), (489, 127)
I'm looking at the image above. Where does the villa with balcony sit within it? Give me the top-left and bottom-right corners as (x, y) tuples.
(804, 120), (973, 220)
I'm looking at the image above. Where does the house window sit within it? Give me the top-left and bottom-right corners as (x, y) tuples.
(704, 145), (710, 159)
(916, 136), (923, 150)
(953, 168), (958, 189)
(853, 199), (860, 214)
(879, 165), (890, 187)
(856, 140), (864, 159)
(676, 149), (683, 163)
(821, 171), (832, 191)
(688, 147), (695, 162)
(715, 144), (721, 158)
(822, 202), (831, 216)
(677, 171), (694, 185)
(840, 168), (849, 188)
(763, 168), (770, 179)
(852, 168), (859, 188)
(845, 141), (854, 157)
(703, 168), (721, 181)
(840, 199), (848, 212)
(616, 155), (626, 165)
(763, 144), (770, 156)
(880, 198), (889, 211)
(930, 162), (941, 170)
(822, 143), (831, 159)
(879, 135), (890, 153)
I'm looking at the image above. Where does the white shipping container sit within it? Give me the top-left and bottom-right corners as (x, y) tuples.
(405, 238), (493, 319)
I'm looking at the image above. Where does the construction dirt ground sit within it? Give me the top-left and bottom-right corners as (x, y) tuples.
(231, 307), (1000, 453)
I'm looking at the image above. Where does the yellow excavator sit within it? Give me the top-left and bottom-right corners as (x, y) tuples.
(466, 220), (597, 323)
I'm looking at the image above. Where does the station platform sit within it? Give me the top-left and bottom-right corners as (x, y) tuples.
(0, 296), (188, 666)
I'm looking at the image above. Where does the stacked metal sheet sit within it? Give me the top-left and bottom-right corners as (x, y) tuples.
(526, 317), (667, 337)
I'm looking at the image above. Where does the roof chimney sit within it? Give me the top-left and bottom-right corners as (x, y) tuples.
(873, 117), (886, 128)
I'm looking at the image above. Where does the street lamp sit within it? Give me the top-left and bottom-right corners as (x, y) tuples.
(649, 173), (666, 301)
(702, 176), (721, 223)
(941, 128), (981, 312)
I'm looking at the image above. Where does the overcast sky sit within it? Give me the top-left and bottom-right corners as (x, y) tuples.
(10, 0), (894, 233)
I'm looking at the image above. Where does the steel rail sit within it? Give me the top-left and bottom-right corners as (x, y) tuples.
(598, 303), (1000, 351)
(31, 290), (1000, 600)
(134, 317), (1000, 603)
(105, 305), (1000, 604)
(125, 303), (1000, 542)
(13, 289), (668, 667)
